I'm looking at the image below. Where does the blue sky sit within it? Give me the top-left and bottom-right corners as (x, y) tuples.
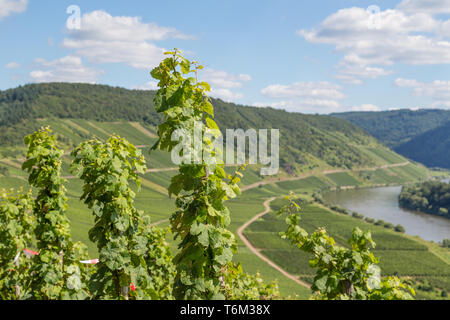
(1, 0), (450, 113)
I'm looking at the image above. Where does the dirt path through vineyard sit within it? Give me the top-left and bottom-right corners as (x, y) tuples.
(234, 161), (410, 292)
(237, 197), (311, 289)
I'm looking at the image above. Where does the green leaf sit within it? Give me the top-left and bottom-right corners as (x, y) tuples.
(215, 247), (233, 265)
(198, 229), (210, 247)
(202, 101), (214, 116)
(205, 118), (219, 130)
(190, 222), (206, 236)
(315, 275), (328, 291)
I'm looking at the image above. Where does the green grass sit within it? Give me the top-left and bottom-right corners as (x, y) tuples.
(232, 247), (311, 299)
(94, 122), (154, 146)
(366, 147), (406, 164)
(357, 169), (402, 185)
(0, 176), (30, 190)
(276, 176), (329, 192)
(145, 171), (176, 189)
(325, 172), (362, 186)
(260, 249), (316, 276)
(375, 250), (450, 276)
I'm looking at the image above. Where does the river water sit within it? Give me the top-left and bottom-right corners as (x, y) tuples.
(323, 186), (450, 242)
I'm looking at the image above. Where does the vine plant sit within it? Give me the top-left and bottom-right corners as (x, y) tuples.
(0, 189), (34, 299)
(150, 49), (263, 299)
(71, 135), (175, 300)
(22, 127), (90, 300)
(277, 192), (415, 300)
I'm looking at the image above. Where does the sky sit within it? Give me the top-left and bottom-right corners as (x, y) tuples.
(1, 0), (450, 114)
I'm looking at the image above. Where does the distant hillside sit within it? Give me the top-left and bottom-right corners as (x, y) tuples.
(395, 122), (450, 169)
(0, 83), (407, 174)
(333, 109), (450, 170)
(332, 109), (450, 148)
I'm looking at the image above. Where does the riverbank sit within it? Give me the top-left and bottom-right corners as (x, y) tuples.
(323, 186), (450, 242)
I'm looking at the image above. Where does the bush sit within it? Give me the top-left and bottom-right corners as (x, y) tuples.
(441, 239), (450, 248)
(330, 205), (349, 215)
(394, 224), (406, 233)
(0, 165), (9, 176)
(439, 207), (448, 216)
(352, 212), (364, 219)
(375, 220), (385, 226)
(384, 222), (395, 230)
(365, 217), (375, 224)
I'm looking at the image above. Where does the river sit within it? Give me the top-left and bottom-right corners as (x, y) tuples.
(323, 185), (450, 242)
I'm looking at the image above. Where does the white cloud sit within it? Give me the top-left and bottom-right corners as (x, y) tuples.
(210, 88), (244, 101)
(261, 81), (345, 100)
(351, 104), (381, 112)
(200, 68), (251, 101)
(0, 0), (27, 20)
(397, 0), (450, 14)
(202, 68), (252, 89)
(395, 77), (450, 109)
(336, 54), (393, 84)
(253, 100), (341, 114)
(62, 10), (191, 70)
(258, 81), (345, 113)
(133, 81), (159, 91)
(30, 56), (102, 83)
(431, 101), (450, 108)
(298, 6), (450, 84)
(5, 61), (20, 69)
(133, 68), (251, 102)
(395, 78), (450, 99)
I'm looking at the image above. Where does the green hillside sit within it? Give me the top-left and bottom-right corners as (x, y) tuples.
(333, 109), (450, 170)
(332, 109), (450, 148)
(1, 82), (402, 173)
(395, 122), (450, 169)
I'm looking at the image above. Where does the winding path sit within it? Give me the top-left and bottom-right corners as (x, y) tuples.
(237, 197), (311, 289)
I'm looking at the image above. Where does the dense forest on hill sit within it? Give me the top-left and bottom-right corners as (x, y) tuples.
(333, 109), (450, 169)
(0, 83), (385, 172)
(399, 181), (450, 218)
(332, 109), (450, 148)
(395, 122), (450, 169)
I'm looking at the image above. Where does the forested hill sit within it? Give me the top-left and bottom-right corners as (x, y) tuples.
(0, 83), (404, 173)
(333, 109), (450, 169)
(395, 122), (450, 169)
(332, 109), (450, 148)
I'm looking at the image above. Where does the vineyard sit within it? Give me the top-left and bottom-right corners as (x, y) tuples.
(243, 199), (450, 299)
(0, 51), (444, 300)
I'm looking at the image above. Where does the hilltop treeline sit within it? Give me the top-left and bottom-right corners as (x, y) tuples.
(0, 83), (381, 172)
(399, 181), (450, 218)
